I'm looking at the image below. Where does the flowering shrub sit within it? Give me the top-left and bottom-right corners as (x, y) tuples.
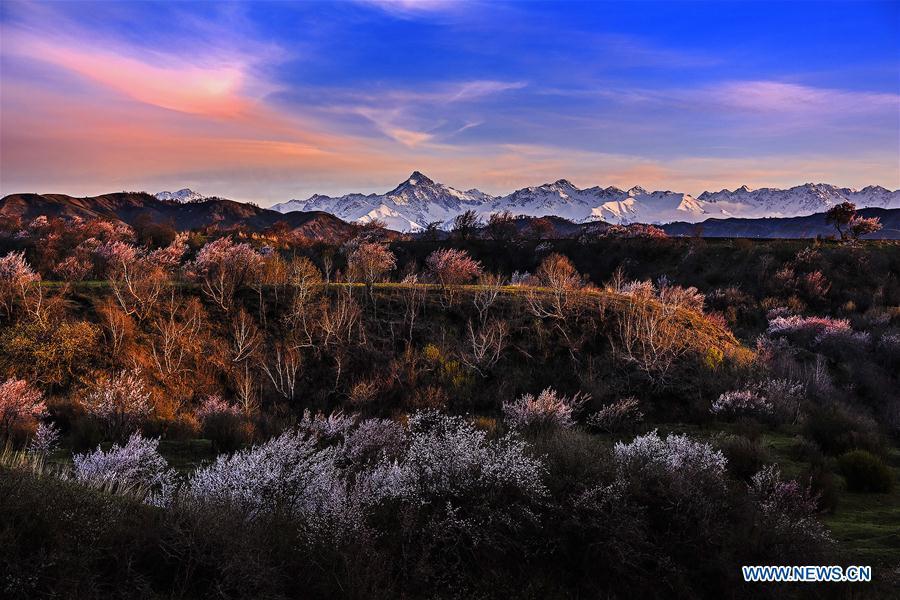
(508, 270), (533, 286)
(767, 315), (850, 337)
(658, 283), (705, 312)
(27, 422), (61, 456)
(749, 466), (831, 549)
(587, 397), (644, 433)
(425, 248), (482, 287)
(189, 238), (263, 310)
(196, 395), (246, 452)
(81, 370), (153, 438)
(535, 253), (581, 290)
(93, 240), (140, 278)
(759, 378), (805, 423)
(366, 411), (548, 551)
(146, 233), (188, 270)
(603, 223), (667, 238)
(186, 430), (346, 529)
(345, 241), (396, 286)
(502, 387), (588, 429)
(614, 430), (727, 487)
(711, 390), (773, 419)
(73, 433), (176, 507)
(0, 378), (47, 438)
(298, 409), (357, 441)
(341, 418), (406, 467)
(196, 395), (242, 421)
(613, 430), (729, 552)
(879, 333), (900, 366)
(0, 251), (40, 318)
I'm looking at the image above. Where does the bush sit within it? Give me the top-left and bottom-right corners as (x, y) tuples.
(587, 397), (643, 433)
(718, 435), (769, 481)
(72, 433), (176, 507)
(804, 404), (883, 456)
(710, 389), (772, 420)
(502, 387), (588, 430)
(196, 396), (248, 452)
(838, 450), (894, 493)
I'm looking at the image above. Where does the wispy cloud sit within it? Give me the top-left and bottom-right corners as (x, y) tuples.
(707, 81), (899, 115)
(354, 0), (471, 19)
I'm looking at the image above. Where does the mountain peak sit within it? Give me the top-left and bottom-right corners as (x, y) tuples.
(405, 171), (435, 186)
(737, 185), (753, 193)
(155, 188), (204, 203)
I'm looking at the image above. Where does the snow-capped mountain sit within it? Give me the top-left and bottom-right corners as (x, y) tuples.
(155, 188), (204, 203)
(489, 181), (710, 225)
(271, 173), (900, 232)
(272, 172), (487, 232)
(697, 184), (900, 219)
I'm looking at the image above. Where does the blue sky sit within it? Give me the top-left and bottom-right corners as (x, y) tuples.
(1, 0), (897, 202)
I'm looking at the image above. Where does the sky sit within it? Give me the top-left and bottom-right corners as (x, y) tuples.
(1, 0), (898, 205)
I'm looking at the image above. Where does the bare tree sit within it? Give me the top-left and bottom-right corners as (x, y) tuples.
(473, 273), (504, 325)
(462, 319), (508, 376)
(259, 342), (302, 402)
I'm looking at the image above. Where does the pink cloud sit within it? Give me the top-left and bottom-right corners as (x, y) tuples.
(708, 81), (899, 115)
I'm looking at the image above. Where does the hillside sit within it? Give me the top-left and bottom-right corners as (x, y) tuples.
(663, 207), (900, 239)
(0, 192), (359, 243)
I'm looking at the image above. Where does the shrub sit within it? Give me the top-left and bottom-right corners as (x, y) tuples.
(502, 387), (588, 430)
(27, 422), (61, 457)
(185, 430), (346, 528)
(80, 370), (153, 439)
(196, 395), (247, 452)
(0, 378), (46, 441)
(748, 466), (832, 559)
(718, 435), (769, 481)
(614, 430), (727, 485)
(425, 248), (482, 287)
(710, 389), (773, 420)
(586, 397), (643, 433)
(804, 404), (882, 456)
(837, 450), (894, 493)
(72, 433), (175, 507)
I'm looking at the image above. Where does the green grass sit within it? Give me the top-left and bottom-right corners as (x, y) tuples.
(823, 445), (900, 566)
(620, 423), (900, 566)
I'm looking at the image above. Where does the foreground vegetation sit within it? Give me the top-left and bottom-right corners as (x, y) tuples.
(1, 213), (898, 598)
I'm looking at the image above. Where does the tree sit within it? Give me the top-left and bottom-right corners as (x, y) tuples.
(81, 370), (153, 439)
(486, 211), (517, 241)
(189, 237), (264, 311)
(0, 251), (41, 320)
(451, 210), (481, 240)
(849, 216), (882, 240)
(345, 241), (396, 293)
(536, 253), (582, 291)
(0, 378), (46, 439)
(524, 217), (556, 240)
(423, 221), (444, 241)
(825, 202), (857, 240)
(425, 248), (483, 288)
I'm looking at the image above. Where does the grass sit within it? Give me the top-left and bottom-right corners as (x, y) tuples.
(823, 445), (900, 566)
(757, 429), (900, 566)
(606, 423), (900, 566)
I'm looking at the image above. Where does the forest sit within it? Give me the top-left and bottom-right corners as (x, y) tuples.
(1, 212), (899, 599)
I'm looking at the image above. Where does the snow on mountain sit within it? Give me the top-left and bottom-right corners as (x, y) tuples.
(155, 188), (205, 203)
(489, 181), (711, 225)
(271, 171), (488, 232)
(271, 174), (900, 232)
(697, 184), (900, 219)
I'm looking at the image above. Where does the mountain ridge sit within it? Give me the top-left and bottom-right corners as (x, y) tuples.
(271, 172), (900, 232)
